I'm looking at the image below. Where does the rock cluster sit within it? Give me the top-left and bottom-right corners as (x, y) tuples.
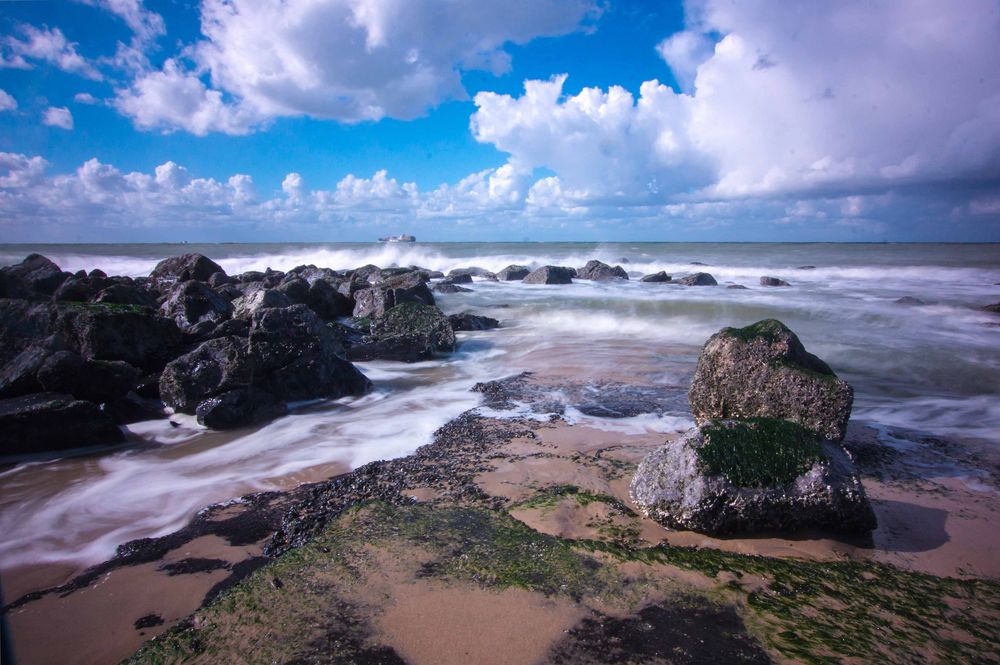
(0, 252), (496, 454)
(631, 319), (875, 535)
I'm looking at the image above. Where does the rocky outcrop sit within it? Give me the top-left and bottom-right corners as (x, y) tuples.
(448, 312), (500, 331)
(440, 273), (473, 285)
(630, 419), (876, 535)
(36, 351), (141, 404)
(92, 283), (159, 310)
(159, 281), (233, 333)
(149, 254), (225, 288)
(53, 302), (183, 372)
(231, 287), (292, 320)
(678, 272), (718, 286)
(760, 276), (790, 287)
(0, 254), (71, 299)
(640, 271), (671, 283)
(497, 265), (530, 281)
(0, 392), (124, 456)
(347, 303), (456, 363)
(448, 267), (496, 280)
(979, 302), (1000, 313)
(523, 266), (575, 285)
(195, 388), (288, 430)
(433, 283), (472, 294)
(576, 260), (629, 281)
(688, 319), (853, 442)
(352, 272), (435, 318)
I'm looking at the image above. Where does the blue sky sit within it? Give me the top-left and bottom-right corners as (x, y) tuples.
(1, 0), (999, 242)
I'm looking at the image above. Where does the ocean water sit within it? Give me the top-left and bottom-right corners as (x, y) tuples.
(1, 242), (999, 571)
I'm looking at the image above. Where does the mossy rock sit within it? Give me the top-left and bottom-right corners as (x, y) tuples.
(697, 418), (824, 488)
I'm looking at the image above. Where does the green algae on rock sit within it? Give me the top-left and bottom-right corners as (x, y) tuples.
(696, 418), (824, 488)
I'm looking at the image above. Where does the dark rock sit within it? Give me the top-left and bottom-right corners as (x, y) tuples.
(797, 265), (817, 270)
(276, 276), (310, 303)
(639, 271), (671, 283)
(159, 281), (233, 332)
(688, 319), (853, 442)
(895, 296), (926, 305)
(496, 265), (530, 281)
(0, 392), (124, 456)
(195, 388), (287, 429)
(433, 283), (472, 294)
(208, 271), (235, 288)
(231, 287), (292, 320)
(727, 284), (748, 289)
(134, 614), (164, 630)
(37, 351), (141, 404)
(448, 312), (500, 331)
(690, 261), (708, 266)
(576, 260), (629, 281)
(134, 373), (162, 399)
(53, 302), (183, 372)
(441, 273), (473, 285)
(630, 421), (876, 535)
(104, 392), (166, 424)
(448, 267), (496, 280)
(92, 283), (159, 310)
(53, 274), (111, 302)
(0, 299), (52, 366)
(159, 336), (252, 413)
(352, 272), (435, 318)
(0, 337), (65, 398)
(0, 254), (71, 298)
(239, 270), (265, 284)
(350, 264), (382, 284)
(522, 266), (575, 285)
(979, 302), (1000, 313)
(304, 279), (352, 320)
(760, 276), (790, 287)
(678, 272), (718, 286)
(149, 254), (225, 288)
(349, 304), (456, 362)
(346, 334), (435, 363)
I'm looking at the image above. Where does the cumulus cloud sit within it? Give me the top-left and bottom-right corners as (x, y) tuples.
(42, 106), (74, 130)
(1, 25), (102, 80)
(77, 0), (165, 45)
(74, 92), (99, 105)
(468, 0), (1000, 212)
(0, 89), (16, 111)
(114, 0), (599, 132)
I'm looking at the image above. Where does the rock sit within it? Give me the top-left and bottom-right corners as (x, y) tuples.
(0, 392), (124, 456)
(448, 267), (496, 280)
(0, 339), (62, 398)
(678, 272), (718, 286)
(159, 281), (233, 332)
(37, 351), (141, 404)
(53, 274), (111, 302)
(640, 271), (672, 283)
(195, 388), (287, 429)
(433, 283), (472, 294)
(346, 334), (436, 363)
(104, 392), (166, 424)
(304, 279), (352, 320)
(52, 302), (183, 372)
(149, 254), (225, 288)
(441, 273), (473, 285)
(577, 260), (629, 281)
(92, 283), (159, 310)
(689, 319), (853, 442)
(160, 306), (371, 423)
(0, 254), (71, 298)
(727, 284), (748, 290)
(522, 266), (575, 285)
(760, 276), (790, 287)
(497, 265), (530, 281)
(350, 264), (382, 284)
(349, 303), (456, 362)
(630, 420), (876, 535)
(895, 296), (925, 305)
(276, 276), (310, 303)
(238, 270), (265, 284)
(979, 302), (1000, 313)
(352, 272), (435, 318)
(448, 312), (500, 331)
(231, 287), (292, 320)
(208, 271), (235, 288)
(796, 265), (817, 270)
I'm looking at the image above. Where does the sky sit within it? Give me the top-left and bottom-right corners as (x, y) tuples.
(1, 0), (999, 243)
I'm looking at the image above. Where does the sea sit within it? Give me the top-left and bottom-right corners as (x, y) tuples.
(1, 242), (999, 574)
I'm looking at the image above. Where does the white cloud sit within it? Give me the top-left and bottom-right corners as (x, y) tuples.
(0, 89), (16, 111)
(114, 0), (599, 133)
(655, 30), (714, 92)
(42, 106), (74, 130)
(77, 0), (165, 45)
(1, 25), (102, 80)
(74, 92), (99, 105)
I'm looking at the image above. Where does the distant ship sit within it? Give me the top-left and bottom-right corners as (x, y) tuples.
(378, 234), (416, 243)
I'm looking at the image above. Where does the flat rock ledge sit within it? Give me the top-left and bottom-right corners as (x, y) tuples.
(630, 424), (876, 536)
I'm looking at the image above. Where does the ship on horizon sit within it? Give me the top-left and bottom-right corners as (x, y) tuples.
(378, 234), (416, 243)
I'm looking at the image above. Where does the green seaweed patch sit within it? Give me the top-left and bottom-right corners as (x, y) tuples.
(696, 418), (824, 488)
(513, 484), (637, 517)
(60, 300), (151, 315)
(345, 316), (372, 333)
(574, 539), (1000, 665)
(376, 302), (440, 331)
(720, 319), (791, 344)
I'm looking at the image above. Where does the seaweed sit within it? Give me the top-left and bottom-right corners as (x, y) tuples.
(695, 418), (824, 488)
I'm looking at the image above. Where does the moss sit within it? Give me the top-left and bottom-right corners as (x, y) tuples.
(694, 418), (824, 488)
(346, 316), (372, 333)
(513, 484), (637, 517)
(720, 319), (791, 344)
(61, 300), (151, 315)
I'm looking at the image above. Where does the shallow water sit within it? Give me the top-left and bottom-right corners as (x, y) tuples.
(1, 242), (998, 573)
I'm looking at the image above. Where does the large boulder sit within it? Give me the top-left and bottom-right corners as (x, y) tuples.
(159, 281), (233, 332)
(523, 266), (575, 285)
(0, 299), (53, 367)
(36, 351), (141, 404)
(760, 276), (790, 287)
(348, 303), (456, 362)
(149, 254), (225, 288)
(52, 273), (112, 302)
(195, 388), (288, 429)
(640, 271), (672, 283)
(0, 392), (124, 456)
(231, 286), (292, 320)
(0, 254), (71, 299)
(92, 282), (159, 310)
(497, 265), (530, 281)
(448, 312), (500, 331)
(577, 260), (629, 281)
(678, 272), (717, 286)
(352, 272), (435, 318)
(52, 302), (183, 372)
(689, 319), (853, 442)
(630, 419), (876, 535)
(159, 305), (371, 424)
(448, 267), (496, 280)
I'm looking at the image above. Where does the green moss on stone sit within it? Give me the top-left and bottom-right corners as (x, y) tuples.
(61, 300), (151, 315)
(513, 484), (637, 516)
(720, 319), (791, 344)
(696, 418), (824, 488)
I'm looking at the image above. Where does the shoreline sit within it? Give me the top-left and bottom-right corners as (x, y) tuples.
(4, 373), (1000, 663)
